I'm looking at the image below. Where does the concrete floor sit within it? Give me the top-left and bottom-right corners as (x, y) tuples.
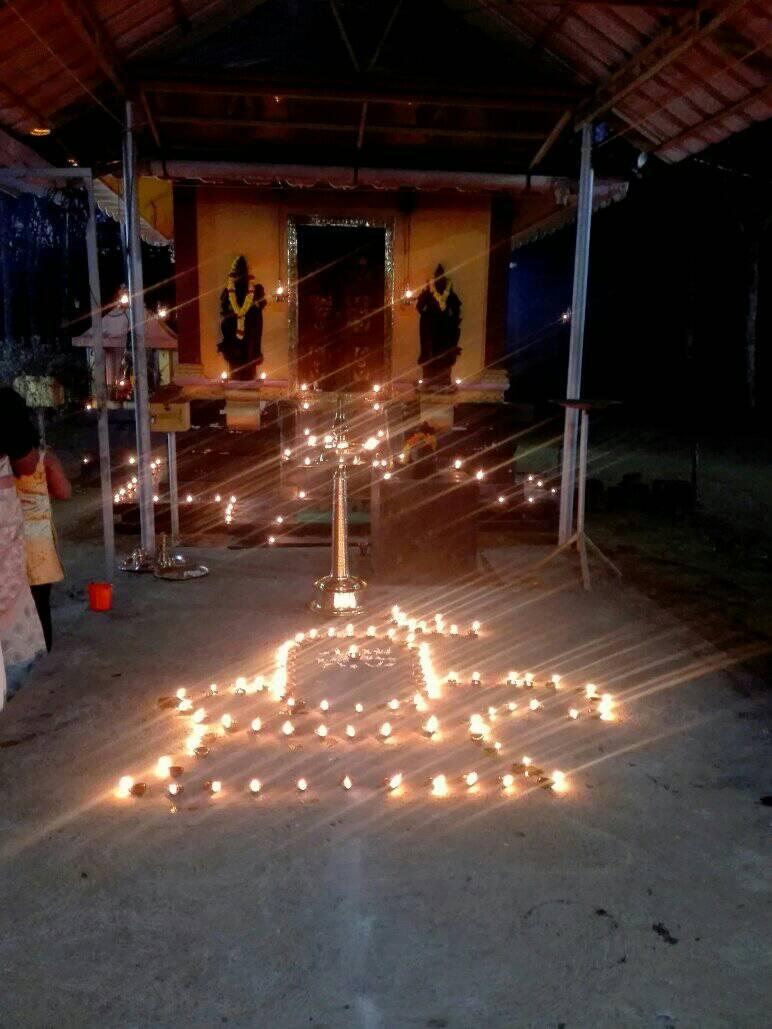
(0, 529), (770, 1028)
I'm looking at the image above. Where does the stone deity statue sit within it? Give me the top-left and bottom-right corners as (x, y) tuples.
(415, 264), (462, 389)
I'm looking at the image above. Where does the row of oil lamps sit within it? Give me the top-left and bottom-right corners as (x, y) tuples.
(116, 764), (568, 800)
(170, 685), (614, 757)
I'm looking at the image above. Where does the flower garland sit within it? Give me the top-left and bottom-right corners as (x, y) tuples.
(402, 423), (437, 461)
(226, 272), (257, 339)
(429, 278), (452, 312)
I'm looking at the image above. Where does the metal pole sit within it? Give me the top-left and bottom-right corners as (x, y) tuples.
(167, 432), (180, 540)
(85, 176), (115, 582)
(558, 122), (594, 544)
(123, 100), (155, 555)
(576, 409), (589, 537)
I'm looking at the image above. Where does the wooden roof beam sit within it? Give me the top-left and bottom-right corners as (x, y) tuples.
(650, 80), (772, 154)
(140, 74), (577, 111)
(57, 0), (126, 94)
(56, 0), (164, 149)
(156, 114), (546, 142)
(577, 0), (752, 126)
(530, 109), (571, 168)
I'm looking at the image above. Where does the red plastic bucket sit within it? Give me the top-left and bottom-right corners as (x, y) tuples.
(88, 582), (113, 612)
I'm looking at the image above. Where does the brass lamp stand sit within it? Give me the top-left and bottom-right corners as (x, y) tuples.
(310, 397), (367, 615)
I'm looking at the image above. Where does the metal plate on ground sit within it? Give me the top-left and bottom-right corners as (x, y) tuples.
(154, 564), (210, 581)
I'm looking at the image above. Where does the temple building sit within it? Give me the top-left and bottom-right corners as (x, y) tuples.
(141, 169), (625, 433)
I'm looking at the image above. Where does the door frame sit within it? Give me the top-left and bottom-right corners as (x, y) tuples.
(287, 214), (395, 390)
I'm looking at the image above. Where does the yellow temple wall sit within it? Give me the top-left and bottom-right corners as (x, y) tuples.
(195, 188), (491, 384)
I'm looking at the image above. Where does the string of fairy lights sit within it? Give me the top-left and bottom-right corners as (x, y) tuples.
(114, 603), (618, 806)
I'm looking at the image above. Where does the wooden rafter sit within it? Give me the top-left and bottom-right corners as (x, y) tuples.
(328, 0), (361, 72)
(530, 109), (572, 168)
(530, 7), (572, 55)
(577, 0), (752, 125)
(141, 73), (576, 111)
(357, 0), (404, 149)
(651, 80), (772, 154)
(526, 0), (752, 168)
(57, 0), (126, 93)
(156, 114), (546, 142)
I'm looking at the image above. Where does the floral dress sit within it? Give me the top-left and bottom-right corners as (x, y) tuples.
(0, 454), (45, 703)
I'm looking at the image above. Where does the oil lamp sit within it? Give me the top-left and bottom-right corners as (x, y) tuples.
(345, 724), (356, 739)
(468, 714), (486, 740)
(431, 774), (448, 797)
(598, 694), (615, 721)
(388, 773), (402, 791)
(379, 721), (392, 739)
(116, 776), (134, 798)
(342, 776), (353, 790)
(464, 771), (478, 788)
(249, 778), (262, 794)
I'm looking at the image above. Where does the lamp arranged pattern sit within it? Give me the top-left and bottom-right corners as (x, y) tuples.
(114, 604), (620, 807)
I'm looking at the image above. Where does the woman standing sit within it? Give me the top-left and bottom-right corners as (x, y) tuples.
(15, 446), (71, 652)
(0, 387), (46, 705)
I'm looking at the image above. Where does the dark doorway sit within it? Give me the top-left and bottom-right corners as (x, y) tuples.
(296, 224), (386, 391)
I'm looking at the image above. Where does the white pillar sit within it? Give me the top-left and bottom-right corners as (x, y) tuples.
(122, 100), (155, 555)
(558, 122), (594, 544)
(85, 175), (115, 582)
(167, 432), (180, 540)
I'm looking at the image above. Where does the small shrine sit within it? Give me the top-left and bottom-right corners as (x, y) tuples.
(167, 186), (514, 429)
